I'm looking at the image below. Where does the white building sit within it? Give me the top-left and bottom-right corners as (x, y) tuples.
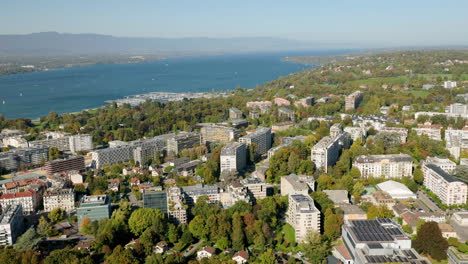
(69, 134), (93, 154)
(445, 127), (468, 160)
(444, 81), (457, 89)
(286, 194), (320, 243)
(422, 163), (467, 206)
(0, 189), (39, 215)
(353, 154), (413, 179)
(181, 184), (220, 206)
(0, 204), (24, 245)
(238, 127), (272, 155)
(376, 180), (417, 200)
(43, 188), (75, 212)
(311, 127), (350, 173)
(220, 142), (246, 173)
(197, 246), (215, 260)
(377, 127), (408, 143)
(280, 174), (314, 196)
(413, 123), (442, 141)
(446, 103), (468, 115)
(344, 126), (366, 142)
(241, 177), (269, 200)
(423, 156), (457, 174)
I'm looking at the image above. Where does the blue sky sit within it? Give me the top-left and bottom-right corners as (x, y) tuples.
(2, 0), (468, 46)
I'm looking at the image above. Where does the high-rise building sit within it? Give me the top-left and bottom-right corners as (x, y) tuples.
(0, 147), (49, 171)
(280, 174), (315, 196)
(43, 188), (75, 212)
(445, 127), (468, 160)
(167, 187), (187, 224)
(200, 124), (240, 144)
(29, 136), (70, 151)
(423, 156), (457, 174)
(220, 142), (247, 173)
(422, 163), (467, 205)
(345, 91), (363, 111)
(337, 218), (429, 264)
(311, 128), (350, 173)
(69, 134), (93, 153)
(286, 194), (320, 243)
(353, 154), (413, 179)
(238, 127), (271, 155)
(0, 204), (24, 245)
(77, 195), (112, 228)
(46, 155), (85, 175)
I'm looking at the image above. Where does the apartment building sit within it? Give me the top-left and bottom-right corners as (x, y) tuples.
(182, 184), (220, 206)
(280, 174), (315, 196)
(220, 142), (246, 173)
(166, 132), (200, 155)
(0, 147), (49, 171)
(45, 155), (85, 175)
(377, 127), (408, 143)
(43, 188), (75, 212)
(445, 127), (468, 160)
(311, 129), (350, 173)
(246, 101), (272, 109)
(229, 107), (243, 119)
(274, 97), (291, 106)
(241, 177), (269, 200)
(0, 189), (39, 215)
(286, 194), (320, 243)
(423, 156), (457, 174)
(200, 124), (240, 143)
(29, 136), (70, 151)
(446, 103), (468, 115)
(353, 154), (413, 179)
(238, 126), (271, 155)
(278, 107), (295, 121)
(0, 204), (24, 245)
(167, 187), (187, 224)
(69, 134), (93, 153)
(422, 163), (467, 206)
(413, 122), (442, 141)
(345, 91), (364, 111)
(344, 126), (367, 142)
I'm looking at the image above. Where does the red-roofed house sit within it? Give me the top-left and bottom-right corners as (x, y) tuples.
(130, 177), (140, 186)
(3, 178), (46, 194)
(333, 245), (353, 264)
(0, 189), (39, 214)
(197, 246), (216, 260)
(274, 97), (291, 106)
(232, 250), (249, 264)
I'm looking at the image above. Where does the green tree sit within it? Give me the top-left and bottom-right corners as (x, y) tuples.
(413, 222), (448, 261)
(257, 249), (276, 264)
(188, 215), (209, 240)
(366, 205), (394, 219)
(128, 208), (166, 236)
(37, 216), (58, 237)
(324, 208), (342, 240)
(232, 212), (245, 251)
(299, 230), (329, 264)
(14, 228), (42, 250)
(80, 217), (93, 234)
(104, 245), (139, 264)
(48, 207), (65, 223)
(44, 248), (94, 264)
(413, 168), (424, 185)
(402, 225), (413, 234)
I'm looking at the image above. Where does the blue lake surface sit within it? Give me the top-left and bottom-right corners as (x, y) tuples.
(0, 50), (351, 119)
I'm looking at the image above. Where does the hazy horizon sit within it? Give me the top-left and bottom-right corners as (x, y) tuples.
(2, 1), (468, 47)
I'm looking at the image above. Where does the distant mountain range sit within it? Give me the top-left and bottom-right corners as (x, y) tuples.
(0, 32), (341, 56)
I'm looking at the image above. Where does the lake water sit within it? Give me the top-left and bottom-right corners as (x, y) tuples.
(0, 50), (351, 119)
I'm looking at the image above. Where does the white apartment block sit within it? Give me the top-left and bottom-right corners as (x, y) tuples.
(377, 127), (408, 143)
(445, 127), (468, 160)
(69, 134), (93, 153)
(415, 111), (468, 121)
(353, 154), (413, 179)
(311, 130), (350, 173)
(220, 142), (246, 173)
(238, 126), (271, 155)
(2, 136), (28, 148)
(422, 163), (467, 205)
(286, 194), (320, 243)
(344, 126), (366, 142)
(43, 188), (75, 212)
(281, 174), (315, 196)
(423, 156), (457, 174)
(0, 190), (39, 215)
(0, 204), (24, 245)
(241, 178), (269, 200)
(446, 103), (468, 115)
(181, 184), (220, 206)
(444, 81), (457, 89)
(413, 125), (442, 141)
(29, 136), (70, 151)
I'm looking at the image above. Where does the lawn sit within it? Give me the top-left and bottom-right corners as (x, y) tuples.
(282, 223), (296, 243)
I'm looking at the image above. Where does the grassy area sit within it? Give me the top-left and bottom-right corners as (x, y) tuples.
(424, 255), (448, 264)
(346, 76), (408, 86)
(418, 73), (468, 80)
(282, 223), (296, 243)
(403, 90), (431, 98)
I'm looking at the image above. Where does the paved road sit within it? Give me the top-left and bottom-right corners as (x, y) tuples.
(449, 218), (468, 242)
(417, 191), (443, 213)
(183, 240), (204, 257)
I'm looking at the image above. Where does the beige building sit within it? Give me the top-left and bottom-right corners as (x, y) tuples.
(286, 194), (320, 243)
(280, 174), (314, 196)
(200, 124), (239, 143)
(353, 154), (413, 179)
(43, 188), (75, 212)
(422, 163), (467, 205)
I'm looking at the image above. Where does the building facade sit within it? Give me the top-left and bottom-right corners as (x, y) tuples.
(422, 163), (467, 205)
(69, 134), (93, 153)
(200, 124), (240, 143)
(238, 127), (272, 155)
(43, 188), (75, 212)
(143, 188), (168, 213)
(286, 194), (320, 243)
(220, 142), (246, 173)
(311, 130), (350, 173)
(166, 132), (200, 155)
(345, 91), (363, 111)
(353, 154), (413, 179)
(77, 195), (112, 228)
(229, 107), (243, 119)
(46, 155), (85, 175)
(0, 204), (24, 245)
(280, 174), (314, 196)
(0, 189), (39, 215)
